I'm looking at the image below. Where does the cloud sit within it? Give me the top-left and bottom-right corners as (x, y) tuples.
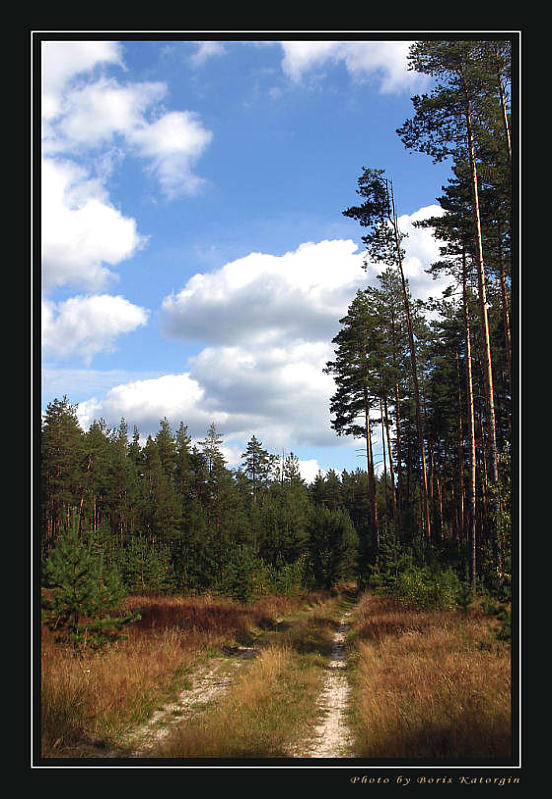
(160, 210), (449, 346)
(76, 373), (218, 435)
(279, 40), (428, 93)
(42, 41), (213, 197)
(188, 340), (337, 447)
(75, 340), (338, 448)
(55, 78), (167, 149)
(128, 111), (213, 198)
(397, 205), (448, 298)
(42, 158), (146, 291)
(160, 239), (370, 346)
(298, 459), (325, 484)
(41, 40), (124, 122)
(189, 41), (226, 66)
(43, 294), (149, 365)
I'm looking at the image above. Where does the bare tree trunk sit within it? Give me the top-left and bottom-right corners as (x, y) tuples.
(456, 352), (466, 543)
(493, 43), (512, 163)
(463, 251), (477, 588)
(497, 222), (512, 386)
(363, 386), (379, 559)
(460, 69), (501, 570)
(383, 395), (398, 531)
(380, 396), (393, 532)
(388, 180), (431, 540)
(391, 309), (404, 536)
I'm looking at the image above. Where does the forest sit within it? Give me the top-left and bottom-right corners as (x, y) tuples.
(39, 40), (514, 754)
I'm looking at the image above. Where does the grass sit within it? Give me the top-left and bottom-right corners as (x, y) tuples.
(347, 593), (512, 760)
(40, 592), (311, 757)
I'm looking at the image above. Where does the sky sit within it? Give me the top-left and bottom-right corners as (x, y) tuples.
(39, 35), (456, 483)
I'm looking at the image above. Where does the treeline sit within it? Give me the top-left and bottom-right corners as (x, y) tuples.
(41, 399), (364, 600)
(327, 40), (512, 595)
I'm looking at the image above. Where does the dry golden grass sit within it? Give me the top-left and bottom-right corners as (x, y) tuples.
(154, 644), (303, 758)
(349, 594), (512, 760)
(41, 592), (307, 757)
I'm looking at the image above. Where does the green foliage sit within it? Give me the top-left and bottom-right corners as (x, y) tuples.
(456, 580), (475, 615)
(118, 536), (175, 593)
(262, 556), (307, 597)
(367, 535), (413, 593)
(306, 505), (358, 589)
(42, 511), (139, 651)
(218, 544), (260, 603)
(482, 560), (511, 642)
(391, 565), (463, 609)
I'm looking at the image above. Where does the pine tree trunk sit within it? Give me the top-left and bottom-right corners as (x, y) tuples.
(389, 181), (431, 540)
(463, 252), (477, 588)
(456, 352), (466, 544)
(494, 44), (512, 164)
(497, 223), (512, 386)
(391, 310), (404, 535)
(383, 395), (398, 531)
(379, 397), (390, 527)
(363, 386), (379, 559)
(460, 69), (502, 570)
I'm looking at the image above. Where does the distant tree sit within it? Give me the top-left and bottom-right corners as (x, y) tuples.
(241, 435), (273, 503)
(140, 435), (181, 544)
(155, 417), (177, 481)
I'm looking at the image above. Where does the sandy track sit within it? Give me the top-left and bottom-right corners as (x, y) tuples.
(290, 609), (354, 758)
(81, 645), (258, 758)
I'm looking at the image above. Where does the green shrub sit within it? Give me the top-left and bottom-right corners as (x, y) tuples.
(391, 565), (462, 609)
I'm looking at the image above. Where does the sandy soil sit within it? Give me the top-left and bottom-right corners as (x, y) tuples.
(289, 610), (354, 758)
(126, 646), (259, 756)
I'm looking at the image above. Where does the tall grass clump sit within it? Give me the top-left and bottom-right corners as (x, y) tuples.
(349, 594), (511, 759)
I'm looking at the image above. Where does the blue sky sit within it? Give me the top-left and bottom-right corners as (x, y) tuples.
(40, 37), (454, 481)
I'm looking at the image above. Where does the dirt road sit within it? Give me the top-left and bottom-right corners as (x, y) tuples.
(289, 609), (354, 758)
(89, 595), (357, 759)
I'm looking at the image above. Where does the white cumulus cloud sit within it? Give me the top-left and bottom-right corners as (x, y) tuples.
(43, 294), (149, 365)
(42, 41), (213, 197)
(160, 209), (449, 347)
(65, 205), (450, 451)
(76, 372), (221, 435)
(42, 40), (123, 123)
(279, 40), (428, 93)
(160, 239), (371, 346)
(42, 158), (146, 291)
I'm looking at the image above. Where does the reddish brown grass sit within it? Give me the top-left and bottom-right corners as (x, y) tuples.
(40, 592), (309, 757)
(350, 594), (512, 760)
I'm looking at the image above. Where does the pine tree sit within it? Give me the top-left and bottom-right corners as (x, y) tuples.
(42, 510), (138, 651)
(306, 506), (358, 589)
(41, 396), (85, 552)
(397, 41), (512, 563)
(241, 435), (272, 504)
(324, 290), (380, 558)
(343, 169), (432, 540)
